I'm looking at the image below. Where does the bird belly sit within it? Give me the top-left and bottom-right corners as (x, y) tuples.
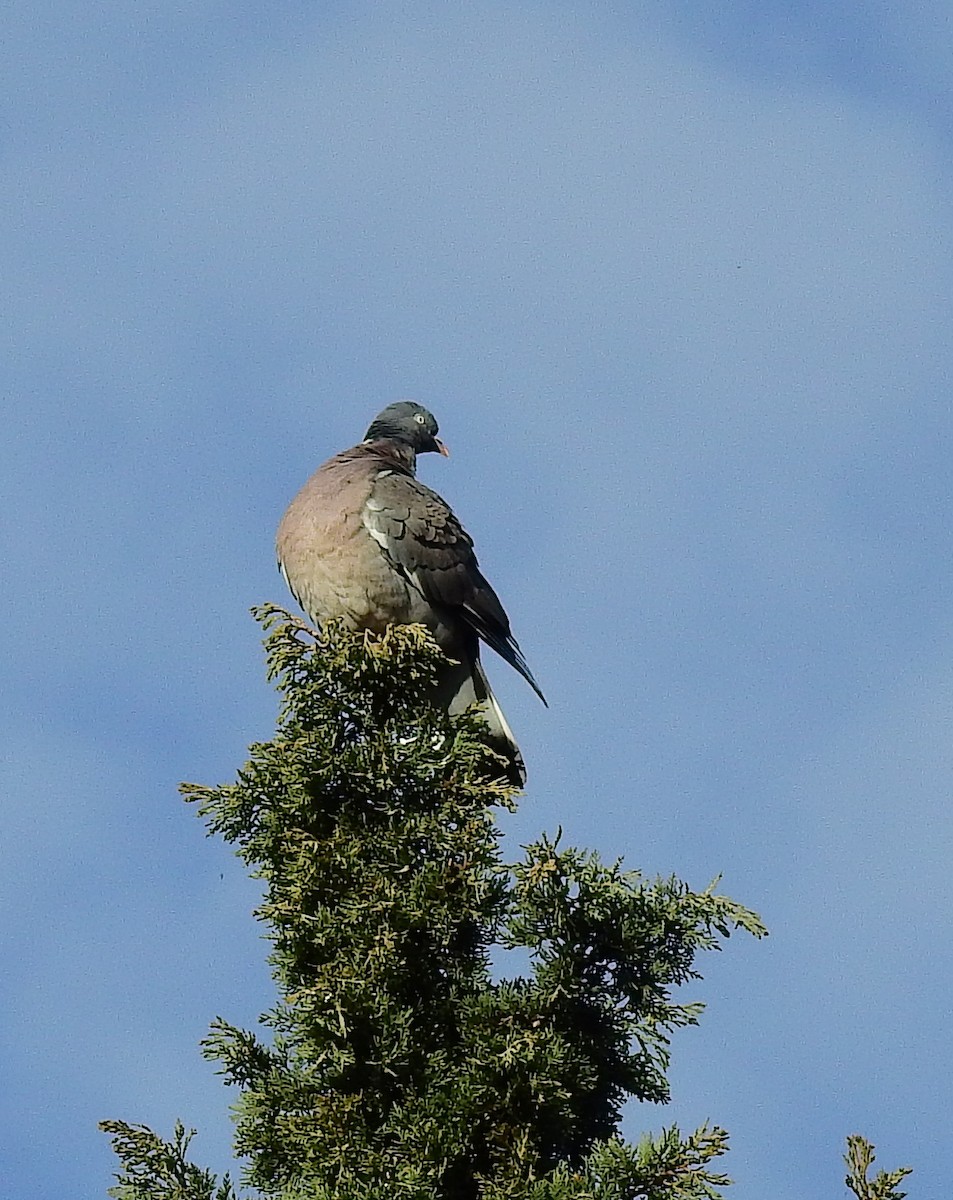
(277, 509), (414, 633)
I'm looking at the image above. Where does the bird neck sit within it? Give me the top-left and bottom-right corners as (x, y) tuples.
(362, 438), (417, 475)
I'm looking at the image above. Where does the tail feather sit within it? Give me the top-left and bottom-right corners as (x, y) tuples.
(435, 656), (526, 787)
(472, 660), (526, 787)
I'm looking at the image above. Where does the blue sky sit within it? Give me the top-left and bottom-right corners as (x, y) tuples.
(2, 2), (951, 1196)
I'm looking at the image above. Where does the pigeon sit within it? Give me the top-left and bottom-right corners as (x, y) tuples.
(275, 401), (546, 784)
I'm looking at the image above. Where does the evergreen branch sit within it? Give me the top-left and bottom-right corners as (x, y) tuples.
(98, 1120), (243, 1200)
(845, 1135), (912, 1200)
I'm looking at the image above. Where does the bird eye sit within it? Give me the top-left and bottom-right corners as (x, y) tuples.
(414, 413), (425, 424)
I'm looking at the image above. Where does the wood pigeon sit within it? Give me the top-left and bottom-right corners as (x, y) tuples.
(275, 401), (546, 785)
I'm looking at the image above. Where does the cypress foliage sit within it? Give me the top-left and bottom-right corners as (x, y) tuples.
(101, 606), (899, 1198)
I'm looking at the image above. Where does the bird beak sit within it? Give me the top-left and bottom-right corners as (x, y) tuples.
(435, 438), (450, 457)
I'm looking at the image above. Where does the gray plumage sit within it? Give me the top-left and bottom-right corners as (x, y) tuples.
(275, 402), (545, 784)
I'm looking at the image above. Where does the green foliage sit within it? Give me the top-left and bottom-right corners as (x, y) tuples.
(845, 1135), (912, 1200)
(103, 606), (772, 1198)
(98, 1120), (238, 1200)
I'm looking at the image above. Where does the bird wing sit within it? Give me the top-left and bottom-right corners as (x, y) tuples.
(362, 470), (547, 704)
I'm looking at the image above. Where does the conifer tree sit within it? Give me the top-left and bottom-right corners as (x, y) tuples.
(101, 607), (909, 1198)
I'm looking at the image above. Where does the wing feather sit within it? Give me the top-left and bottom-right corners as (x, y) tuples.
(362, 472), (547, 704)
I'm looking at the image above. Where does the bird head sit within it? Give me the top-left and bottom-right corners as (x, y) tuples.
(363, 402), (449, 457)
